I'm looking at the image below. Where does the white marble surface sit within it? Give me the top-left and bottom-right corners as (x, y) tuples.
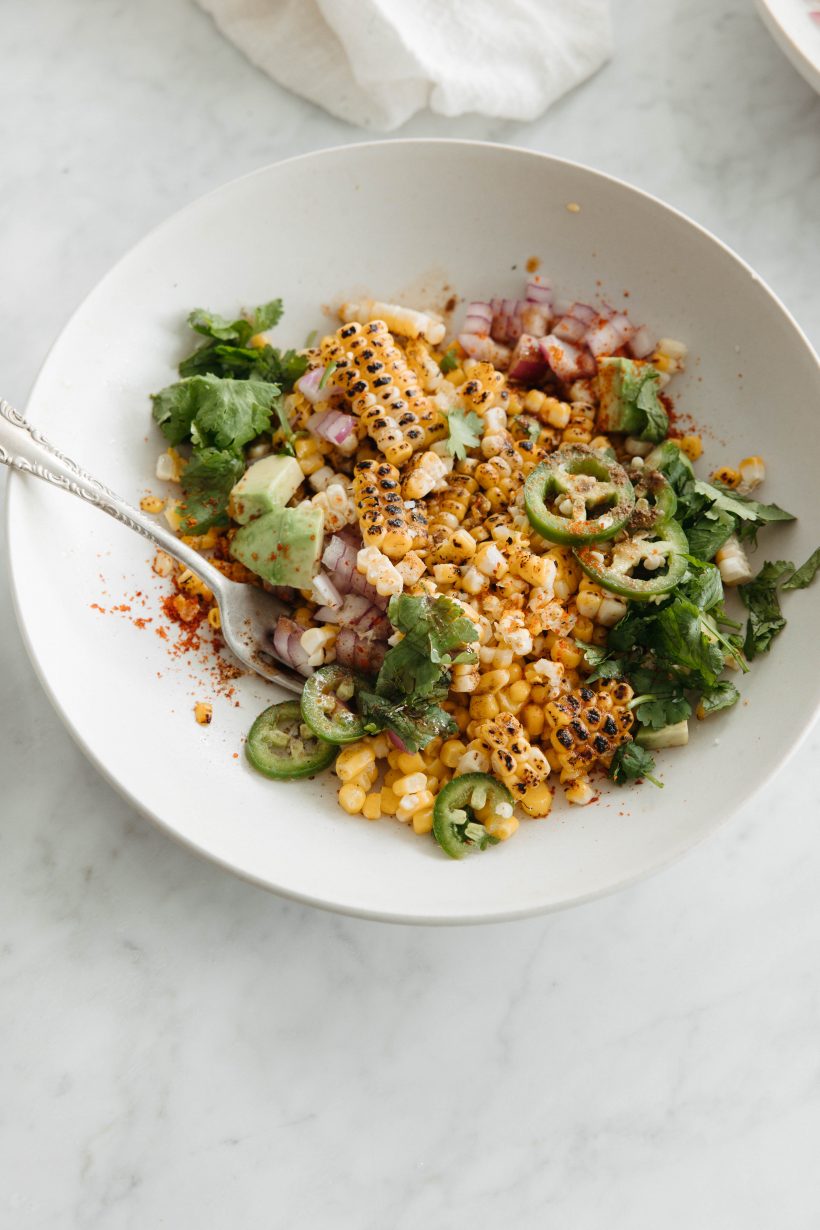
(1, 0), (819, 1225)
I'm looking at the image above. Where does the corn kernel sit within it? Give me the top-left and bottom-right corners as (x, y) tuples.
(194, 702), (212, 726)
(551, 637), (582, 669)
(565, 779), (596, 806)
(677, 434), (703, 461)
(380, 787), (399, 815)
(412, 806), (435, 835)
(440, 739), (467, 769)
(338, 783), (367, 814)
(397, 752), (425, 775)
(711, 465), (740, 489)
(394, 771), (428, 796)
(140, 494), (166, 514)
(519, 782), (554, 818)
(470, 694), (501, 721)
(207, 607), (221, 631)
(335, 744), (377, 782)
(362, 793), (382, 821)
(484, 813), (519, 841)
(521, 703), (545, 740)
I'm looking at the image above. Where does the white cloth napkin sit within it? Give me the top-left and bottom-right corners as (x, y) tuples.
(196, 0), (613, 131)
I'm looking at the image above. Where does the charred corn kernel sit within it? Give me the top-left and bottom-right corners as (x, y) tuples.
(573, 614), (594, 642)
(545, 547), (582, 600)
(470, 693), (501, 721)
(207, 607), (221, 631)
(565, 778), (596, 806)
(353, 459), (417, 558)
(395, 551), (426, 588)
(194, 701), (212, 725)
(550, 638), (582, 669)
(474, 542), (508, 579)
(325, 320), (445, 455)
(177, 568), (213, 602)
(507, 680), (531, 709)
(380, 786), (399, 815)
(474, 713), (550, 797)
(496, 610), (533, 656)
(519, 782), (554, 818)
(544, 681), (634, 779)
(396, 752), (425, 774)
(335, 743), (377, 782)
(304, 483), (357, 533)
(338, 783), (367, 815)
(433, 562), (460, 586)
(739, 455), (766, 492)
(180, 526), (219, 551)
(451, 662), (480, 693)
(403, 450), (450, 499)
(521, 703), (545, 740)
(678, 434), (703, 461)
(362, 793), (382, 821)
(339, 299), (446, 346)
(440, 739), (467, 769)
(430, 527), (477, 566)
(394, 771), (428, 796)
(459, 565), (486, 595)
(711, 465), (740, 489)
(476, 668), (512, 694)
(140, 494), (166, 514)
(152, 550), (175, 578)
(543, 397), (572, 430)
(455, 744), (491, 775)
(459, 362), (507, 415)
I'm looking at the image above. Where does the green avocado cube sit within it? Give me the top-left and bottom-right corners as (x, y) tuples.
(230, 505), (324, 589)
(597, 357), (668, 442)
(228, 454), (304, 525)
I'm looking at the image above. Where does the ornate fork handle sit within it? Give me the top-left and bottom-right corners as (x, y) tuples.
(0, 398), (228, 592)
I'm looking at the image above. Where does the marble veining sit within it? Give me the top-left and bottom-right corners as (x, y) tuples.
(1, 0), (819, 1225)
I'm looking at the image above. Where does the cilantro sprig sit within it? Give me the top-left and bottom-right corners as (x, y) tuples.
(444, 407), (483, 460)
(358, 593), (477, 752)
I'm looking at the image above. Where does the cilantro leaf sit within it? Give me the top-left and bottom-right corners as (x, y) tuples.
(178, 448), (245, 534)
(618, 363), (669, 441)
(179, 342), (307, 389)
(694, 480), (795, 535)
(444, 407), (483, 460)
(362, 594), (478, 750)
(682, 561), (723, 611)
(188, 299), (283, 344)
(358, 691), (456, 754)
(782, 546), (820, 591)
(609, 742), (662, 787)
(152, 375), (280, 452)
(739, 559), (794, 659)
(697, 680), (740, 716)
(650, 598), (727, 686)
(684, 508), (736, 561)
(631, 691), (692, 730)
(575, 641), (625, 683)
(439, 345), (459, 374)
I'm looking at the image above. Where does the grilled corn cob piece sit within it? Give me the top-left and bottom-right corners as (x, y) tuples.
(321, 322), (444, 460)
(472, 713), (550, 798)
(353, 459), (425, 559)
(543, 682), (634, 781)
(339, 300), (446, 346)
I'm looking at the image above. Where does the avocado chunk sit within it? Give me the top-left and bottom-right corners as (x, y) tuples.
(596, 357), (669, 443)
(230, 505), (324, 588)
(228, 454), (304, 525)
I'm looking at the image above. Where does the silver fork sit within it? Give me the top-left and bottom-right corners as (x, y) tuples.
(0, 399), (305, 694)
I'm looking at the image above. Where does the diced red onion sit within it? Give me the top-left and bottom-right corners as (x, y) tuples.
(585, 319), (623, 357)
(335, 629), (387, 674)
(568, 302), (598, 327)
(608, 314), (635, 346)
(315, 605), (341, 624)
(525, 276), (552, 305)
(520, 302), (551, 338)
(629, 325), (656, 359)
(552, 314), (588, 344)
(491, 299), (527, 345)
(295, 367), (324, 403)
(387, 730), (408, 752)
(311, 571), (342, 610)
(308, 409), (356, 445)
(272, 617), (311, 676)
(458, 333), (511, 369)
(540, 334), (592, 382)
(321, 534), (389, 610)
(509, 334), (547, 383)
(464, 301), (493, 332)
(338, 593), (372, 626)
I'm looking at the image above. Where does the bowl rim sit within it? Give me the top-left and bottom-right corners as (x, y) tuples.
(6, 138), (820, 925)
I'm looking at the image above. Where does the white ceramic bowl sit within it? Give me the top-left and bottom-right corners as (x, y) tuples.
(7, 141), (820, 923)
